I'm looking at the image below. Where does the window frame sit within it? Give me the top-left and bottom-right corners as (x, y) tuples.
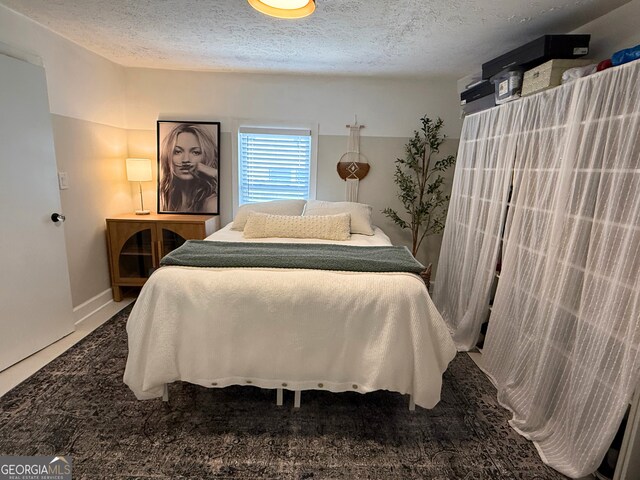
(231, 119), (318, 216)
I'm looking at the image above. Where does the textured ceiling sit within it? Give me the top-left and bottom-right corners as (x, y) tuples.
(0, 0), (630, 77)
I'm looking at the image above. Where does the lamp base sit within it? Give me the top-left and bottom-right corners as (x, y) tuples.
(135, 209), (150, 215)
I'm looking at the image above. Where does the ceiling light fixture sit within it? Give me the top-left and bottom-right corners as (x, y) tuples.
(248, 0), (315, 19)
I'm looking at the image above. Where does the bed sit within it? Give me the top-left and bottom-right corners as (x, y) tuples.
(123, 206), (456, 410)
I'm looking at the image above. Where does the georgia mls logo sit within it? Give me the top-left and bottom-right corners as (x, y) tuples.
(0, 455), (72, 480)
(49, 457), (71, 473)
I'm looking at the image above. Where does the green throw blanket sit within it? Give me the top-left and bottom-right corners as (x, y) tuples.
(160, 241), (425, 274)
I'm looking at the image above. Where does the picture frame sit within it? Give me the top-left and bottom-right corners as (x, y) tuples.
(157, 120), (220, 215)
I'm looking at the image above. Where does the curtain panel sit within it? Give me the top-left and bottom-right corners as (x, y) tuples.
(437, 59), (640, 478)
(433, 101), (522, 350)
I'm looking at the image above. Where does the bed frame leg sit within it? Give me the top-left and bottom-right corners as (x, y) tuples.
(294, 390), (301, 409)
(409, 394), (415, 411)
(276, 388), (283, 406)
(162, 384), (169, 402)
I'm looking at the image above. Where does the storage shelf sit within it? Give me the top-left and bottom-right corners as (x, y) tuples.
(120, 248), (152, 256)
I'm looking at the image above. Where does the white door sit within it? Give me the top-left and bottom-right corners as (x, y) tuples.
(0, 53), (74, 371)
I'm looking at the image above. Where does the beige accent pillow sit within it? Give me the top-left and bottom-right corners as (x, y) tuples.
(232, 199), (307, 230)
(243, 212), (351, 241)
(303, 200), (374, 236)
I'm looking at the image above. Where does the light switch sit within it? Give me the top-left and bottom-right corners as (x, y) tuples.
(58, 171), (69, 190)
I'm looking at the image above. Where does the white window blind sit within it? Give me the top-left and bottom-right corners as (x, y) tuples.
(238, 127), (312, 205)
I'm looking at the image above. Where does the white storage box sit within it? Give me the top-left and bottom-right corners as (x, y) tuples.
(522, 59), (593, 96)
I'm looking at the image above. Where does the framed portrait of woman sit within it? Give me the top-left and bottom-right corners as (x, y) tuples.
(157, 120), (220, 215)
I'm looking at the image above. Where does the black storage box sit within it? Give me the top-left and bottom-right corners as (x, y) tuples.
(482, 34), (591, 80)
(460, 80), (494, 104)
(462, 95), (496, 116)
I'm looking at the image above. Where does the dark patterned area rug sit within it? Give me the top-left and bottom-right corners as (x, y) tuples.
(0, 305), (566, 480)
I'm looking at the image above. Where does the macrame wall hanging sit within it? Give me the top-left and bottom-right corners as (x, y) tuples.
(337, 117), (370, 202)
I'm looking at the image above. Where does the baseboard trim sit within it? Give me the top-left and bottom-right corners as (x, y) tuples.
(73, 289), (114, 326)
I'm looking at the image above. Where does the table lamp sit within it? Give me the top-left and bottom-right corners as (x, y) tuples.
(126, 158), (152, 215)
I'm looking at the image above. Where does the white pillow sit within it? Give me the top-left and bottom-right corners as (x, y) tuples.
(232, 199), (307, 230)
(303, 200), (374, 236)
(243, 212), (351, 241)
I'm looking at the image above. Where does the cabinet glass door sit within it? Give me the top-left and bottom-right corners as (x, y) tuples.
(160, 229), (187, 258)
(118, 229), (154, 279)
(158, 223), (203, 258)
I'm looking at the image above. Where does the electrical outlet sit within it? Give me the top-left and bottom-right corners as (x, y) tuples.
(58, 171), (69, 190)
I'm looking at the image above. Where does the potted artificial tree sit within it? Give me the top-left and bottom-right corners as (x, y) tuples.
(383, 115), (456, 286)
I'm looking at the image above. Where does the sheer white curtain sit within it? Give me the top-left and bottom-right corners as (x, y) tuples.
(433, 99), (521, 350)
(483, 60), (640, 478)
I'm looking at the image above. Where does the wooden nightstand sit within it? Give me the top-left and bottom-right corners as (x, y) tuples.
(106, 214), (220, 301)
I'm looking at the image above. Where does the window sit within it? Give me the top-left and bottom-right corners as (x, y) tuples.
(237, 126), (315, 205)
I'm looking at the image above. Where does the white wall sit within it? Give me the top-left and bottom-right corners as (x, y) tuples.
(0, 4), (127, 127)
(0, 4), (131, 307)
(124, 68), (462, 268)
(125, 68), (462, 138)
(572, 0), (640, 60)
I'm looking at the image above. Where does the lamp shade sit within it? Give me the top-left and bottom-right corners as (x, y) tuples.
(248, 0), (315, 18)
(126, 158), (152, 182)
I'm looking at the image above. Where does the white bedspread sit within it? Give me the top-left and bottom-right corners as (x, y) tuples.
(123, 225), (456, 409)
